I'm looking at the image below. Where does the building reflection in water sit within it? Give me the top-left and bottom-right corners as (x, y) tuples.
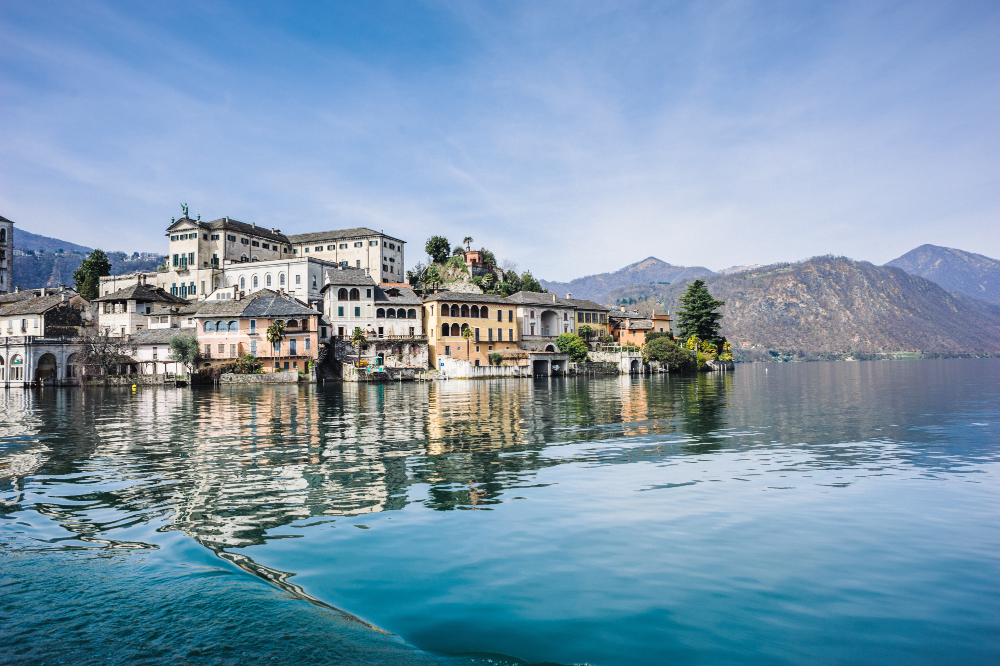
(1, 376), (733, 553)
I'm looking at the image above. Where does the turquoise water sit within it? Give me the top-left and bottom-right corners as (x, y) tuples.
(1, 360), (998, 665)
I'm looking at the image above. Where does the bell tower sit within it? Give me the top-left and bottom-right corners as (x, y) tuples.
(0, 214), (13, 294)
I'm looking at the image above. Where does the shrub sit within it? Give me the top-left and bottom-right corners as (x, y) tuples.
(643, 336), (696, 372)
(489, 352), (503, 366)
(555, 333), (589, 362)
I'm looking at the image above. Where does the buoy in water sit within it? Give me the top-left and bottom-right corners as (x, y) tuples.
(132, 384), (137, 391)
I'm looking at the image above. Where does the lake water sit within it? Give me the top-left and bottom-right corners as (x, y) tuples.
(2, 359), (998, 665)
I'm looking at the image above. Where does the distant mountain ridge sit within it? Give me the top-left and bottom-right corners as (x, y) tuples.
(885, 244), (1000, 304)
(13, 227), (93, 255)
(604, 256), (1000, 360)
(540, 257), (714, 303)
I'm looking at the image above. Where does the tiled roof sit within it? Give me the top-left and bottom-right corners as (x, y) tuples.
(321, 268), (377, 288)
(609, 310), (649, 319)
(567, 298), (609, 312)
(93, 283), (188, 304)
(165, 216), (290, 244)
(193, 299), (252, 317)
(287, 227), (403, 244)
(507, 291), (574, 307)
(129, 328), (192, 345)
(374, 285), (421, 305)
(0, 290), (39, 305)
(0, 214), (14, 224)
(243, 293), (319, 318)
(0, 293), (80, 316)
(149, 301), (206, 316)
(422, 291), (513, 305)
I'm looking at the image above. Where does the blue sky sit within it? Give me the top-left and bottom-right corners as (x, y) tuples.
(1, 1), (997, 280)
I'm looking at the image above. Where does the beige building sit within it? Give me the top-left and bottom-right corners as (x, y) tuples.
(93, 278), (190, 337)
(288, 227), (405, 284)
(422, 292), (519, 369)
(506, 291), (577, 352)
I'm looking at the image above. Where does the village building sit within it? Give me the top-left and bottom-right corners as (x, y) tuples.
(566, 296), (611, 345)
(0, 214), (13, 295)
(0, 287), (91, 387)
(506, 291), (577, 352)
(422, 292), (519, 370)
(93, 277), (189, 336)
(287, 227), (405, 284)
(128, 328), (199, 376)
(193, 289), (321, 373)
(609, 309), (672, 347)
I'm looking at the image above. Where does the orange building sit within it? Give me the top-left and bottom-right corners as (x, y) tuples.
(423, 292), (519, 369)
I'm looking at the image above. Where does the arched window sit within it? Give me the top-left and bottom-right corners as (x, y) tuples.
(301, 319), (309, 330)
(396, 308), (406, 319)
(252, 257), (258, 262)
(441, 323), (450, 337)
(338, 288), (348, 301)
(386, 308), (396, 319)
(266, 274), (271, 286)
(460, 304), (469, 317)
(241, 254), (248, 262)
(216, 320), (224, 331)
(480, 306), (488, 319)
(439, 304), (448, 317)
(377, 308), (386, 318)
(286, 319), (298, 329)
(407, 309), (416, 319)
(280, 273), (285, 286)
(240, 277), (245, 290)
(0, 229), (5, 242)
(349, 288), (360, 301)
(451, 323), (460, 337)
(461, 323), (470, 332)
(228, 321), (238, 332)
(204, 321), (215, 332)
(252, 275), (258, 288)
(471, 305), (480, 318)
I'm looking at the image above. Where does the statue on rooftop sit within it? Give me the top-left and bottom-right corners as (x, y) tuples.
(181, 203), (189, 218)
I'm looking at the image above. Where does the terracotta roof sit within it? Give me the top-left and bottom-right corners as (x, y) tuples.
(422, 291), (513, 305)
(287, 227), (403, 244)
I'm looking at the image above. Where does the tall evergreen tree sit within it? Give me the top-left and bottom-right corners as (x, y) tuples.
(73, 249), (111, 299)
(676, 279), (725, 343)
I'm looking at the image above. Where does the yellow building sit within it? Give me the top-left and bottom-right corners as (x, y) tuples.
(567, 297), (611, 342)
(423, 292), (519, 370)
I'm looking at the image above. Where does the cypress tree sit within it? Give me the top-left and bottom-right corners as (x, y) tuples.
(73, 249), (111, 299)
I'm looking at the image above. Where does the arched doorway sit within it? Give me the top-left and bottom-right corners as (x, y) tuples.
(540, 310), (558, 337)
(544, 344), (556, 352)
(66, 353), (83, 381)
(36, 353), (58, 384)
(9, 354), (24, 381)
(630, 359), (640, 374)
(0, 355), (4, 381)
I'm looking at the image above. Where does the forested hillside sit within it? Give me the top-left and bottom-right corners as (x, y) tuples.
(12, 250), (164, 290)
(605, 257), (1000, 360)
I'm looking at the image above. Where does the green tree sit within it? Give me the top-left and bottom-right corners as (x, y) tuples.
(422, 264), (443, 289)
(425, 236), (451, 264)
(676, 279), (725, 345)
(642, 336), (695, 372)
(350, 327), (368, 367)
(578, 324), (594, 341)
(520, 270), (545, 293)
(461, 326), (474, 360)
(556, 333), (589, 362)
(73, 249), (111, 299)
(452, 245), (465, 256)
(168, 332), (200, 374)
(479, 248), (496, 267)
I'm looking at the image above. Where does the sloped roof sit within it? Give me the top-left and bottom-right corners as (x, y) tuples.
(375, 285), (421, 305)
(0, 292), (82, 316)
(610, 310), (650, 319)
(93, 283), (188, 304)
(422, 291), (513, 305)
(243, 293), (319, 318)
(507, 291), (574, 307)
(287, 227), (403, 244)
(165, 216), (290, 244)
(567, 298), (609, 312)
(149, 300), (207, 316)
(321, 268), (377, 289)
(0, 290), (38, 305)
(129, 328), (192, 345)
(193, 298), (252, 317)
(0, 214), (14, 224)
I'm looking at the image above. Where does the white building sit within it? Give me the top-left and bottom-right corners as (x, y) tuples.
(288, 227), (405, 284)
(506, 291), (577, 352)
(320, 267), (423, 339)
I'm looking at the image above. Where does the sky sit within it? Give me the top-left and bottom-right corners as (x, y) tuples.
(1, 1), (997, 281)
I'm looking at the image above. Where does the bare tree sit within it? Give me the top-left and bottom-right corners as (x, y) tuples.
(80, 331), (138, 377)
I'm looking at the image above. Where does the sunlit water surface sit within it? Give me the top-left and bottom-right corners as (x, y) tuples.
(2, 360), (998, 665)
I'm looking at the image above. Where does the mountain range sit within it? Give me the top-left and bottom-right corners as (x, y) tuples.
(539, 257), (713, 303)
(885, 244), (1000, 304)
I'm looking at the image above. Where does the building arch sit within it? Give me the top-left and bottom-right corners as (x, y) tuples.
(338, 288), (348, 300)
(228, 321), (238, 332)
(460, 304), (469, 317)
(376, 308), (386, 318)
(241, 254), (248, 262)
(37, 353), (57, 383)
(0, 354), (4, 381)
(450, 323), (460, 337)
(386, 308), (396, 319)
(349, 288), (360, 301)
(396, 308), (406, 319)
(204, 321), (216, 332)
(480, 306), (488, 319)
(441, 323), (450, 337)
(471, 305), (480, 318)
(9, 354), (23, 381)
(545, 344), (556, 352)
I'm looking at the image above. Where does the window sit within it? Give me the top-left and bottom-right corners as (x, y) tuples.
(354, 307), (360, 317)
(475, 359), (480, 367)
(389, 243), (395, 250)
(369, 240), (378, 246)
(262, 243), (269, 250)
(171, 235), (178, 241)
(339, 243), (347, 249)
(250, 320), (256, 333)
(266, 274), (271, 286)
(338, 306), (344, 316)
(304, 247), (309, 253)
(229, 321), (238, 332)
(383, 264), (388, 273)
(253, 276), (258, 288)
(407, 309), (416, 319)
(564, 313), (568, 320)
(211, 234), (220, 240)
(509, 310), (513, 322)
(315, 246), (322, 252)
(578, 313), (584, 322)
(227, 235), (236, 242)
(289, 339), (297, 355)
(356, 260), (361, 268)
(488, 328), (493, 341)
(241, 238), (249, 245)
(240, 277), (245, 290)
(312, 275), (317, 287)
(274, 340), (281, 353)
(338, 288), (348, 300)
(474, 328), (480, 342)
(172, 254), (179, 267)
(349, 288), (360, 300)
(218, 343), (225, 355)
(396, 308), (405, 319)
(190, 282), (196, 295)
(230, 344), (236, 357)
(305, 338), (310, 351)
(295, 275), (301, 285)
(252, 240), (259, 247)
(354, 241), (363, 248)
(366, 288), (372, 298)
(205, 344), (212, 357)
(377, 308), (386, 318)
(530, 310), (535, 318)
(444, 345), (451, 356)
(471, 305), (479, 318)
(250, 340), (257, 355)
(279, 273), (285, 286)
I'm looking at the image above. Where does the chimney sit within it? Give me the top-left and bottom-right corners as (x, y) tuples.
(14, 286), (19, 292)
(365, 267), (370, 276)
(566, 292), (571, 299)
(551, 293), (556, 302)
(61, 293), (68, 302)
(620, 306), (626, 312)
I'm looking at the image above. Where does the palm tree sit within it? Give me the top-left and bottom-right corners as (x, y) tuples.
(463, 236), (473, 251)
(462, 326), (474, 361)
(266, 320), (286, 368)
(350, 327), (368, 368)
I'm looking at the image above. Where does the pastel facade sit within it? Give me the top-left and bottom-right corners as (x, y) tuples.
(0, 288), (91, 387)
(506, 291), (577, 352)
(422, 292), (519, 370)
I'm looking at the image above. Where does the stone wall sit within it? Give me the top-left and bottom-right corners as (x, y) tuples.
(568, 361), (619, 375)
(589, 350), (646, 374)
(220, 371), (300, 384)
(332, 339), (428, 369)
(85, 373), (185, 386)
